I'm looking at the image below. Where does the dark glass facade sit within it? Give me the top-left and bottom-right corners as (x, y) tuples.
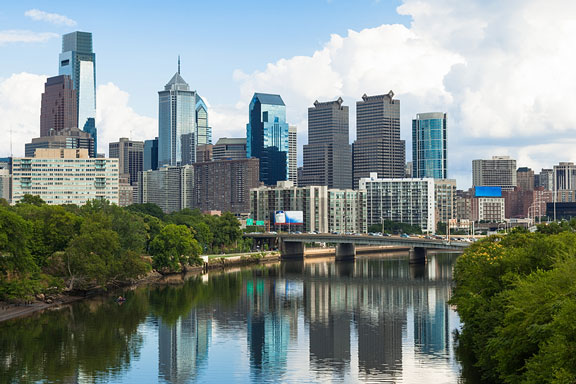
(144, 138), (159, 171)
(40, 75), (77, 137)
(412, 112), (447, 179)
(246, 93), (289, 186)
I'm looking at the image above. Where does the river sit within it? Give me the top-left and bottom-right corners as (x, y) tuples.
(0, 252), (466, 383)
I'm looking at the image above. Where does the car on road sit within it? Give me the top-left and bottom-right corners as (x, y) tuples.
(400, 233), (410, 238)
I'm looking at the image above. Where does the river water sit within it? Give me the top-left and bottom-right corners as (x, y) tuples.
(0, 253), (465, 383)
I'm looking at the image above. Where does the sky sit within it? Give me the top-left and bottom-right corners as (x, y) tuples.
(1, 0), (576, 189)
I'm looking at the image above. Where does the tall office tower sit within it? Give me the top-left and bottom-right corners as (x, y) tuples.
(412, 112), (447, 179)
(301, 98), (351, 189)
(246, 93), (289, 185)
(109, 138), (144, 186)
(288, 125), (298, 184)
(353, 92), (405, 188)
(516, 167), (535, 191)
(196, 97), (211, 146)
(144, 138), (159, 171)
(213, 138), (246, 160)
(58, 31), (97, 153)
(535, 168), (554, 191)
(40, 75), (78, 137)
(158, 66), (198, 167)
(472, 156), (517, 190)
(553, 162), (576, 190)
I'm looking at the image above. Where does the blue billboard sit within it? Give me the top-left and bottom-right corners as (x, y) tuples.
(475, 186), (502, 197)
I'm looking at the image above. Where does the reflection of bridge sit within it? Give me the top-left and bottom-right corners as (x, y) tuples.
(245, 233), (469, 263)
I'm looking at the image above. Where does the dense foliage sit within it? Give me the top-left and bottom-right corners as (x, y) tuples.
(451, 223), (576, 383)
(367, 220), (422, 234)
(0, 196), (245, 301)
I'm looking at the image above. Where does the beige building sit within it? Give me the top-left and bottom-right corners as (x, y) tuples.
(472, 197), (506, 222)
(434, 179), (456, 225)
(11, 148), (119, 205)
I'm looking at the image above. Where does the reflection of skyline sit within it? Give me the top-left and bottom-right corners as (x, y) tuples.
(158, 310), (211, 384)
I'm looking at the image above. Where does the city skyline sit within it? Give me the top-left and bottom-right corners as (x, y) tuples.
(1, 1), (575, 189)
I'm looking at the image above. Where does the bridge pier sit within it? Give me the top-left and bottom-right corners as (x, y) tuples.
(409, 247), (427, 264)
(280, 241), (305, 260)
(335, 243), (356, 261)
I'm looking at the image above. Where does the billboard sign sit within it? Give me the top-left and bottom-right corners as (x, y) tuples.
(255, 220), (265, 226)
(475, 186), (502, 197)
(246, 218), (254, 226)
(274, 211), (304, 225)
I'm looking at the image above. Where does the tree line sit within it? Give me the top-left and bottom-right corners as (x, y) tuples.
(0, 195), (247, 302)
(451, 221), (576, 383)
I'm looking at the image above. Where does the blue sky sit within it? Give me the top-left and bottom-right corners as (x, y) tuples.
(2, 0), (576, 189)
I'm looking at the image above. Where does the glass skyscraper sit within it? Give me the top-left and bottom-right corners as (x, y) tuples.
(412, 112), (447, 179)
(158, 71), (197, 167)
(246, 93), (289, 185)
(196, 97), (211, 146)
(58, 31), (97, 154)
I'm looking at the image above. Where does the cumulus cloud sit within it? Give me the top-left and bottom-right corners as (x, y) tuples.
(0, 73), (47, 157)
(229, 0), (576, 188)
(0, 30), (58, 45)
(25, 9), (77, 26)
(96, 83), (157, 155)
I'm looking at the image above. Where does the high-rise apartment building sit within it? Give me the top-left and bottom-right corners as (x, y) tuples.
(11, 149), (118, 205)
(58, 31), (97, 152)
(212, 138), (246, 160)
(158, 71), (195, 167)
(553, 162), (576, 191)
(434, 179), (456, 225)
(301, 98), (352, 189)
(144, 138), (159, 171)
(109, 138), (144, 186)
(359, 174), (436, 233)
(40, 75), (78, 137)
(193, 158), (260, 214)
(288, 125), (298, 184)
(516, 167), (534, 191)
(246, 93), (289, 186)
(472, 156), (517, 190)
(412, 112), (447, 179)
(535, 169), (554, 191)
(353, 92), (405, 188)
(138, 165), (194, 213)
(25, 127), (94, 158)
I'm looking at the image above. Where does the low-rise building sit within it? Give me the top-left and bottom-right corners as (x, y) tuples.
(11, 148), (119, 205)
(359, 173), (436, 233)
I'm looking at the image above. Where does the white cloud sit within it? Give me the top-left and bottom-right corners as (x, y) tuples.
(96, 83), (157, 155)
(228, 0), (576, 188)
(24, 9), (77, 27)
(0, 73), (47, 157)
(0, 30), (58, 45)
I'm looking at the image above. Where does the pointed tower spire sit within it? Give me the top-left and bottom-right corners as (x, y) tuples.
(178, 55), (181, 75)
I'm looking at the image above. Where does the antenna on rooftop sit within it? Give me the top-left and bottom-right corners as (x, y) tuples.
(178, 55), (181, 75)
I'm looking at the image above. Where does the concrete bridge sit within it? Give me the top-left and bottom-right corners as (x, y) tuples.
(245, 233), (469, 263)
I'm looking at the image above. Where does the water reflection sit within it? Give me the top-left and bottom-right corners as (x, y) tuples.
(0, 253), (463, 383)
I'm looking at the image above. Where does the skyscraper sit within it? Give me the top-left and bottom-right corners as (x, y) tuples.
(412, 112), (447, 179)
(301, 98), (352, 189)
(196, 96), (211, 146)
(40, 75), (77, 137)
(158, 65), (198, 167)
(246, 93), (289, 185)
(109, 138), (144, 186)
(58, 31), (97, 153)
(353, 92), (405, 188)
(288, 126), (298, 184)
(144, 138), (159, 171)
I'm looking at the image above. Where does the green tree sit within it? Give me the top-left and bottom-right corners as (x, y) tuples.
(0, 205), (35, 276)
(149, 224), (202, 272)
(127, 203), (165, 220)
(212, 212), (242, 250)
(16, 194), (46, 206)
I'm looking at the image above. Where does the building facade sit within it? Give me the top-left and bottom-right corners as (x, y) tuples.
(158, 71), (199, 167)
(288, 125), (298, 184)
(11, 148), (118, 205)
(472, 156), (517, 190)
(58, 31), (97, 151)
(359, 174), (435, 233)
(412, 112), (447, 179)
(246, 93), (289, 185)
(26, 127), (95, 158)
(471, 197), (506, 222)
(138, 165), (194, 213)
(144, 138), (159, 171)
(192, 158), (259, 215)
(553, 162), (576, 191)
(250, 181), (367, 233)
(109, 138), (144, 186)
(195, 96), (211, 146)
(196, 144), (213, 162)
(434, 179), (456, 225)
(535, 168), (553, 191)
(213, 138), (246, 160)
(516, 167), (534, 191)
(40, 75), (78, 137)
(301, 98), (352, 189)
(353, 92), (405, 188)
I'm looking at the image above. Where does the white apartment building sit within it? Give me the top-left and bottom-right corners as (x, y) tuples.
(11, 148), (119, 205)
